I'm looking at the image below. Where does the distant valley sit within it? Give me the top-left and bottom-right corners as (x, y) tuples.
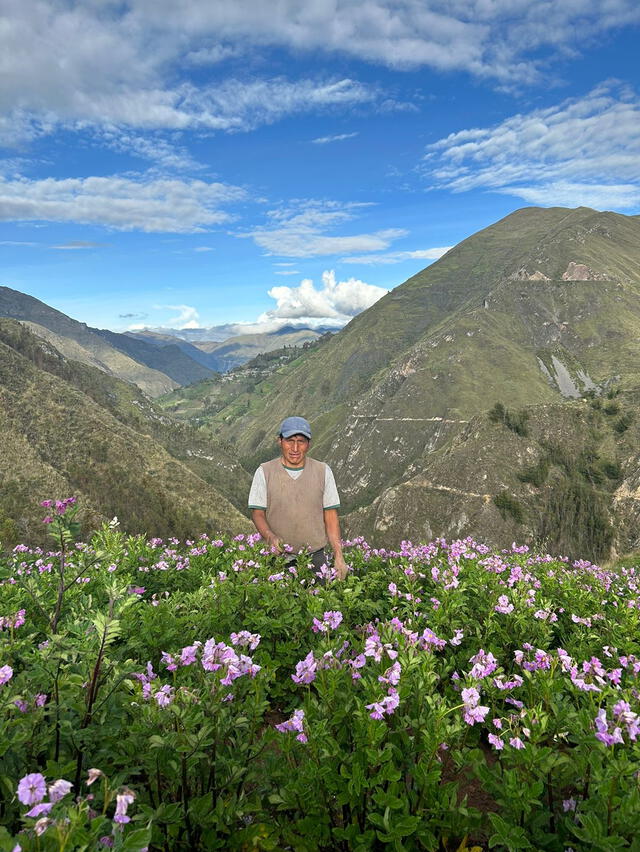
(0, 285), (327, 394)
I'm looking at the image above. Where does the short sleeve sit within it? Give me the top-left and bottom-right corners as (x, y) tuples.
(323, 465), (340, 509)
(248, 467), (267, 509)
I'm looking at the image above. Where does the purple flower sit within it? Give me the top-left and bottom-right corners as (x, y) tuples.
(468, 649), (498, 679)
(461, 687), (480, 707)
(276, 709), (307, 742)
(366, 689), (400, 720)
(25, 802), (54, 818)
(276, 709), (305, 733)
(113, 789), (135, 824)
(14, 700), (28, 713)
(154, 685), (174, 708)
(34, 693), (47, 707)
(0, 665), (14, 685)
(312, 611), (343, 633)
(463, 705), (490, 725)
(230, 631), (261, 650)
(17, 773), (47, 805)
(161, 652), (177, 671)
(449, 629), (464, 646)
(494, 595), (514, 614)
(419, 628), (446, 651)
(292, 651), (317, 684)
(48, 779), (72, 802)
(488, 733), (504, 750)
(509, 737), (525, 749)
(378, 662), (401, 687)
(180, 643), (200, 666)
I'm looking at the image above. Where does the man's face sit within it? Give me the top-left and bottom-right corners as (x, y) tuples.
(279, 433), (310, 468)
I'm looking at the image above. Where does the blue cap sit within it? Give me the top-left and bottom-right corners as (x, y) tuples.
(279, 416), (311, 439)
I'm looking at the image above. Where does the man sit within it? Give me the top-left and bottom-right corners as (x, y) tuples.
(248, 415), (348, 580)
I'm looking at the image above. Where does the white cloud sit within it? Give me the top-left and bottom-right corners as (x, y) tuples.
(2, 1), (638, 152)
(163, 304), (201, 329)
(312, 132), (359, 144)
(263, 269), (387, 321)
(243, 199), (406, 257)
(342, 247), (453, 264)
(0, 173), (246, 233)
(424, 82), (640, 210)
(50, 240), (106, 250)
(130, 304), (201, 330)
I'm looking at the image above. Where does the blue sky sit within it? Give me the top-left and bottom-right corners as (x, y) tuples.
(2, 1), (640, 334)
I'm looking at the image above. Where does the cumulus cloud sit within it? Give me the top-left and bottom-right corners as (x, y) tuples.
(342, 247), (452, 264)
(424, 82), (640, 210)
(263, 270), (387, 322)
(0, 173), (246, 233)
(163, 304), (201, 329)
(243, 199), (406, 257)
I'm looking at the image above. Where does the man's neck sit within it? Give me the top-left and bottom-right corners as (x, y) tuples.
(281, 458), (305, 470)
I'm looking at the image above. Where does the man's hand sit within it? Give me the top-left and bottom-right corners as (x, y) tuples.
(334, 553), (348, 581)
(251, 509), (283, 553)
(265, 532), (283, 553)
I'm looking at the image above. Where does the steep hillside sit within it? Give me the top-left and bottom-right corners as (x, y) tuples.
(343, 393), (640, 561)
(0, 319), (251, 547)
(0, 286), (215, 395)
(93, 328), (216, 386)
(206, 206), (640, 557)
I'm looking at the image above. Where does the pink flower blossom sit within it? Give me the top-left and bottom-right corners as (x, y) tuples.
(86, 768), (103, 786)
(0, 665), (14, 685)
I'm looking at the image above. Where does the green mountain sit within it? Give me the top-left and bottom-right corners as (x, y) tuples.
(0, 319), (251, 547)
(206, 206), (640, 559)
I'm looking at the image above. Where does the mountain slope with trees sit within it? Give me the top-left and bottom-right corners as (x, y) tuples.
(0, 319), (250, 546)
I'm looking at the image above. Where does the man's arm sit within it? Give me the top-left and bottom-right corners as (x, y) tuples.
(323, 508), (348, 580)
(251, 509), (283, 553)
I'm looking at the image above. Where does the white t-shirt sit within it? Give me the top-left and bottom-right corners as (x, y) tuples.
(248, 462), (340, 510)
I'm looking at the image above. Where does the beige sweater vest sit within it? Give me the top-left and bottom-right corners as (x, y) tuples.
(262, 457), (327, 552)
